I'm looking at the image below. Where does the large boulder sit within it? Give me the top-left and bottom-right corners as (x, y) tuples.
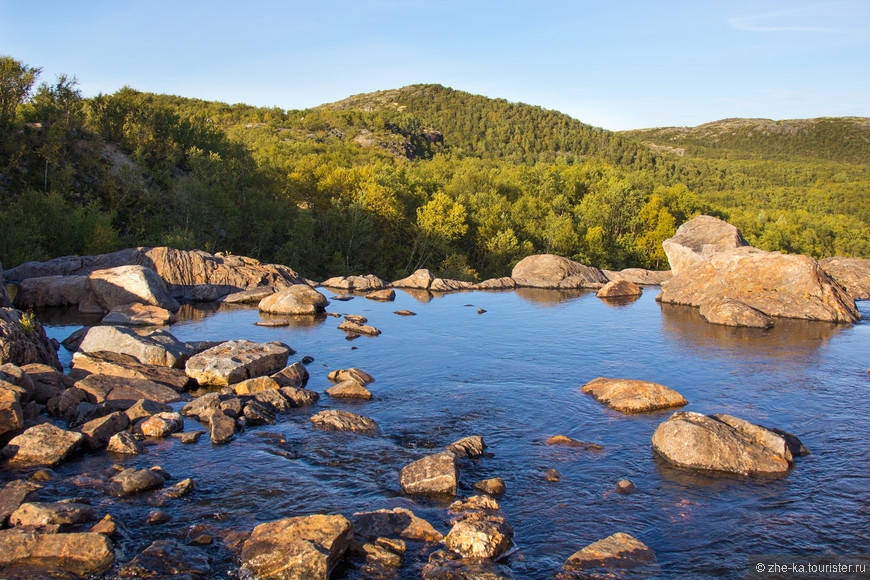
(259, 285), (329, 315)
(0, 530), (114, 576)
(321, 274), (387, 291)
(651, 412), (806, 476)
(70, 350), (192, 392)
(511, 254), (607, 289)
(352, 507), (443, 542)
(596, 279), (642, 299)
(662, 215), (748, 274)
(2, 248), (145, 283)
(581, 378), (687, 413)
(74, 373), (184, 405)
(562, 532), (656, 575)
(392, 269), (435, 289)
(3, 423), (84, 467)
(77, 325), (193, 367)
(141, 246), (303, 302)
(659, 247), (859, 323)
(819, 256), (870, 300)
(241, 514), (353, 580)
(12, 275), (91, 309)
(87, 265), (180, 313)
(0, 308), (61, 370)
(185, 340), (291, 387)
(400, 451), (458, 497)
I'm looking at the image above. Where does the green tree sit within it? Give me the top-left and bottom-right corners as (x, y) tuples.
(0, 56), (40, 128)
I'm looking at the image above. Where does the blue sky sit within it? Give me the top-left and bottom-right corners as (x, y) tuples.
(2, 0), (868, 130)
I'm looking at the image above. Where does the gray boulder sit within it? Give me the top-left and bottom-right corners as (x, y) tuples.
(400, 451), (458, 496)
(185, 340), (291, 387)
(662, 215), (748, 274)
(88, 265), (180, 313)
(259, 285), (329, 315)
(77, 325), (192, 367)
(511, 254), (607, 288)
(12, 275), (90, 309)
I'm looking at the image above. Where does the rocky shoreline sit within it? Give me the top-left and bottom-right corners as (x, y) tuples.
(0, 215), (866, 578)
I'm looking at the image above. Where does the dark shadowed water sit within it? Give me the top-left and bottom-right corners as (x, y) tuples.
(19, 289), (870, 578)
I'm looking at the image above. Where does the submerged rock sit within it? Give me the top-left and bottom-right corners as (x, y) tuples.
(562, 532), (656, 576)
(400, 451), (459, 497)
(581, 377), (687, 413)
(310, 409), (378, 435)
(651, 412), (806, 476)
(107, 467), (166, 497)
(699, 297), (773, 328)
(545, 435), (604, 452)
(338, 320), (381, 336)
(0, 530), (114, 576)
(241, 514), (353, 580)
(474, 477), (506, 496)
(423, 550), (515, 580)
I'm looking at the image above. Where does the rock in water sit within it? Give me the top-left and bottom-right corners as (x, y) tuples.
(699, 297), (773, 328)
(351, 507), (444, 542)
(325, 380), (372, 400)
(338, 320), (381, 336)
(562, 532), (656, 575)
(101, 303), (176, 326)
(596, 279), (642, 298)
(445, 515), (514, 559)
(0, 530), (114, 576)
(511, 254), (608, 289)
(400, 451), (459, 497)
(107, 468), (166, 497)
(392, 269), (435, 289)
(107, 431), (146, 455)
(321, 274), (387, 291)
(88, 265), (180, 312)
(819, 256), (870, 300)
(119, 539), (211, 578)
(3, 423), (84, 467)
(241, 514), (353, 580)
(0, 308), (61, 370)
(581, 377), (687, 413)
(366, 288), (396, 301)
(258, 284), (329, 315)
(328, 367), (374, 385)
(659, 247), (859, 323)
(651, 412), (806, 476)
(446, 435), (487, 458)
(70, 350), (192, 391)
(310, 409), (378, 435)
(185, 340), (291, 387)
(662, 214), (748, 274)
(77, 325), (192, 367)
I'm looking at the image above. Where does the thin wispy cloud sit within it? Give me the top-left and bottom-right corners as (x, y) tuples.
(728, 3), (843, 32)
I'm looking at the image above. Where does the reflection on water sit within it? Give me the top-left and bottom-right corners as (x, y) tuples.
(396, 288), (433, 303)
(598, 293), (643, 309)
(13, 290), (870, 579)
(31, 305), (103, 327)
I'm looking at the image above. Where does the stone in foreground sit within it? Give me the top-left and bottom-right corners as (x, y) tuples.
(185, 339), (291, 387)
(581, 377), (687, 413)
(3, 423), (84, 467)
(445, 515), (514, 559)
(310, 409), (378, 435)
(562, 532), (656, 575)
(119, 539), (211, 578)
(0, 530), (114, 576)
(651, 412), (806, 476)
(400, 451), (459, 497)
(241, 514), (353, 580)
(352, 507), (444, 542)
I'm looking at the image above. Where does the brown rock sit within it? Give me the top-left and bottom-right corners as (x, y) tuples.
(351, 507), (443, 542)
(139, 412), (183, 438)
(70, 350), (191, 391)
(241, 514), (353, 580)
(430, 278), (474, 292)
(474, 277), (517, 290)
(258, 284), (329, 315)
(101, 302), (176, 326)
(0, 387), (23, 437)
(124, 398), (172, 422)
(473, 477), (506, 496)
(10, 501), (96, 527)
(12, 275), (90, 309)
(581, 377), (688, 413)
(74, 373), (183, 405)
(651, 411), (802, 476)
(446, 435), (487, 458)
(400, 451), (458, 497)
(326, 380), (372, 400)
(77, 325), (192, 367)
(445, 515), (513, 559)
(392, 269), (435, 289)
(0, 308), (61, 370)
(118, 538), (211, 578)
(338, 320), (381, 336)
(4, 423), (84, 467)
(596, 279), (642, 298)
(271, 362), (309, 388)
(107, 431), (146, 455)
(107, 467), (166, 496)
(0, 530), (114, 576)
(699, 297), (773, 328)
(3, 249), (143, 282)
(221, 287), (278, 304)
(310, 409), (378, 435)
(321, 274), (387, 291)
(602, 268), (672, 285)
(328, 367), (374, 385)
(544, 469), (561, 482)
(820, 256), (870, 300)
(562, 532), (656, 573)
(89, 514), (117, 536)
(366, 288), (396, 301)
(660, 247), (859, 323)
(232, 376), (282, 395)
(449, 495), (501, 513)
(662, 215), (748, 274)
(276, 387), (319, 408)
(422, 550), (514, 579)
(185, 340), (291, 387)
(394, 309), (416, 316)
(546, 435), (604, 452)
(615, 479), (637, 494)
(512, 254), (607, 289)
(20, 363), (73, 403)
(343, 314), (368, 324)
(210, 410), (237, 444)
(79, 411), (130, 449)
(0, 482), (40, 527)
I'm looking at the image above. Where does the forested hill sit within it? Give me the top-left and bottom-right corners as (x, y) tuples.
(321, 84), (659, 170)
(622, 117), (870, 164)
(1, 55), (868, 281)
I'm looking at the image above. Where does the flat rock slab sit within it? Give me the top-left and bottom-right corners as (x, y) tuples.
(258, 285), (329, 315)
(0, 530), (114, 576)
(338, 320), (381, 336)
(581, 377), (688, 413)
(699, 298), (773, 328)
(119, 539), (211, 578)
(70, 350), (191, 391)
(139, 412), (183, 438)
(74, 373), (183, 405)
(352, 507), (443, 542)
(185, 340), (291, 387)
(310, 409), (378, 435)
(562, 532), (656, 574)
(241, 514), (353, 580)
(512, 254), (608, 289)
(325, 380), (372, 400)
(3, 423), (84, 467)
(221, 287), (277, 304)
(77, 325), (192, 367)
(10, 501), (96, 527)
(651, 411), (805, 476)
(101, 303), (176, 326)
(474, 277), (516, 290)
(400, 451), (458, 497)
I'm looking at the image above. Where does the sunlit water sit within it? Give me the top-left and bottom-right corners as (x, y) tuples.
(12, 289), (870, 578)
